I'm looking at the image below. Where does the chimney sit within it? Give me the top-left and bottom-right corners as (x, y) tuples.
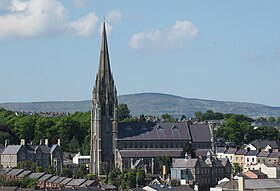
(45, 139), (49, 146)
(20, 139), (25, 146)
(30, 141), (34, 145)
(238, 175), (245, 191)
(4, 139), (9, 148)
(57, 139), (61, 146)
(40, 139), (44, 145)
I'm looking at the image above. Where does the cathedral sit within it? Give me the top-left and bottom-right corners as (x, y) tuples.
(90, 22), (212, 175)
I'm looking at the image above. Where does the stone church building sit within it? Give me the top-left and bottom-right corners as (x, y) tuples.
(90, 22), (212, 175)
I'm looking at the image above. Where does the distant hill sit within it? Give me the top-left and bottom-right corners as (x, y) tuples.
(1, 93), (280, 118)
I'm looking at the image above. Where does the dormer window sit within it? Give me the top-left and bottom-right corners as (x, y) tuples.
(171, 125), (178, 130)
(156, 124), (163, 130)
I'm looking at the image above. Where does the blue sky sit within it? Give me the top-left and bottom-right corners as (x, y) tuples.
(0, 0), (280, 107)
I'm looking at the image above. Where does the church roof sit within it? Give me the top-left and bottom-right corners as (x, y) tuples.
(119, 149), (182, 158)
(118, 122), (211, 142)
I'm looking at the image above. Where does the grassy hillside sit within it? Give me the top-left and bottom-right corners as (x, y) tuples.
(1, 93), (280, 118)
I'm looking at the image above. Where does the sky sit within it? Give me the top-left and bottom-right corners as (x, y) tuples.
(0, 0), (280, 107)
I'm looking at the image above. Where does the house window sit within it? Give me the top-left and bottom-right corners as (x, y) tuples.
(252, 158), (254, 162)
(236, 157), (238, 161)
(247, 158), (249, 162)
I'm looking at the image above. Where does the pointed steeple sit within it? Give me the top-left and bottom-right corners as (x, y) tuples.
(97, 22), (112, 85)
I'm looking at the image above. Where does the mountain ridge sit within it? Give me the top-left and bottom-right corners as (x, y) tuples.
(1, 92), (280, 118)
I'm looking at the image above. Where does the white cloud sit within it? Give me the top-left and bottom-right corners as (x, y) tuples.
(72, 0), (86, 9)
(0, 0), (99, 39)
(106, 10), (122, 24)
(69, 13), (99, 37)
(129, 20), (198, 51)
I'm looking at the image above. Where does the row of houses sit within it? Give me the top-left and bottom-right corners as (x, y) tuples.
(216, 139), (280, 178)
(1, 168), (98, 189)
(0, 139), (63, 171)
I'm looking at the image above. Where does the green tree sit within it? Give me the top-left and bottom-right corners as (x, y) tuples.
(156, 156), (172, 176)
(161, 113), (175, 122)
(232, 163), (242, 175)
(194, 111), (202, 121)
(180, 142), (195, 158)
(34, 117), (55, 144)
(268, 116), (276, 123)
(118, 103), (131, 121)
(68, 136), (80, 153)
(17, 160), (38, 171)
(136, 168), (145, 187)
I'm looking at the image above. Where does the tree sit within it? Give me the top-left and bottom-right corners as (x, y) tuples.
(118, 103), (131, 121)
(232, 163), (242, 175)
(161, 113), (175, 122)
(156, 156), (172, 176)
(17, 161), (38, 172)
(194, 111), (202, 121)
(268, 116), (276, 123)
(136, 168), (145, 187)
(180, 142), (195, 158)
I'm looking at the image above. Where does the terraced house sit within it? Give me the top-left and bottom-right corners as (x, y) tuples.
(1, 138), (63, 171)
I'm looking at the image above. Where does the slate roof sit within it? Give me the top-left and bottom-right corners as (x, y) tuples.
(1, 167), (12, 174)
(53, 176), (67, 184)
(5, 169), (24, 176)
(28, 172), (45, 180)
(189, 124), (211, 142)
(246, 150), (258, 156)
(268, 152), (280, 158)
(245, 179), (280, 189)
(80, 180), (97, 187)
(118, 122), (191, 141)
(46, 175), (60, 183)
(66, 178), (87, 186)
(173, 158), (198, 168)
(1, 145), (22, 154)
(118, 122), (211, 143)
(17, 170), (32, 178)
(235, 148), (247, 155)
(257, 151), (270, 157)
(60, 177), (73, 185)
(146, 185), (194, 191)
(224, 148), (237, 154)
(244, 170), (267, 177)
(119, 149), (182, 158)
(38, 174), (53, 182)
(219, 158), (230, 166)
(249, 139), (280, 149)
(195, 149), (210, 158)
(216, 147), (226, 153)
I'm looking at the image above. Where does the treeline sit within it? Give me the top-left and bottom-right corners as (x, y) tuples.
(0, 108), (90, 154)
(197, 110), (280, 146)
(1, 107), (280, 154)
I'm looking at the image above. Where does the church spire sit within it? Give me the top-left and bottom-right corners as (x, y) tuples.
(98, 22), (112, 84)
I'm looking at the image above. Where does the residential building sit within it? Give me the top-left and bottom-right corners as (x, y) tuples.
(244, 150), (258, 171)
(171, 151), (231, 190)
(249, 163), (280, 178)
(0, 139), (63, 171)
(211, 177), (280, 191)
(234, 149), (247, 169)
(243, 170), (268, 179)
(73, 152), (90, 165)
(223, 148), (237, 163)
